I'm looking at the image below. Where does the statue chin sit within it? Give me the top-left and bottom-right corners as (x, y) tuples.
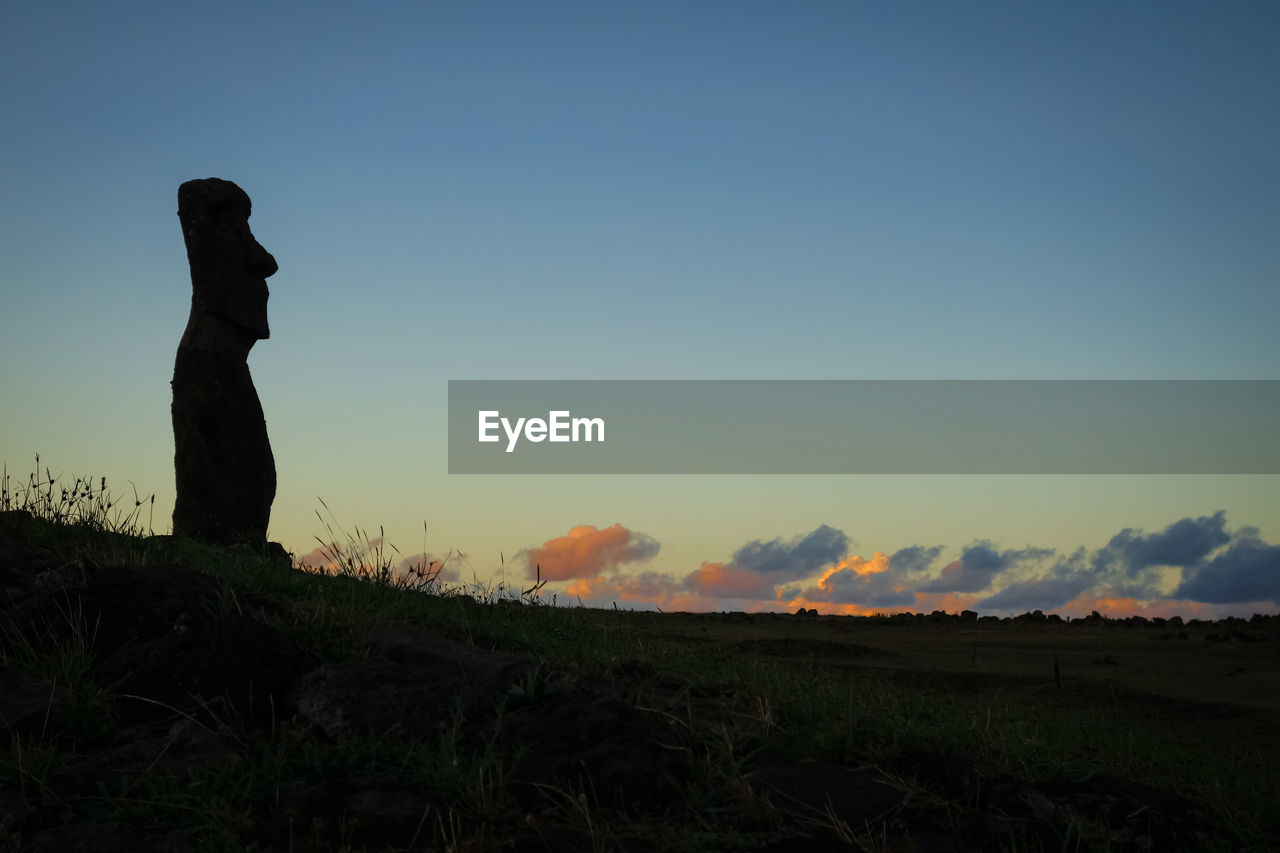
(177, 310), (258, 361)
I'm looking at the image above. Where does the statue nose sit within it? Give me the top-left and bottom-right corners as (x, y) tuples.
(252, 243), (279, 278)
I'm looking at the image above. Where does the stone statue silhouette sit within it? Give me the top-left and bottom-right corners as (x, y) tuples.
(172, 178), (278, 548)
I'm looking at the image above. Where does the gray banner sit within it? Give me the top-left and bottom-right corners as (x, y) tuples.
(447, 380), (1280, 474)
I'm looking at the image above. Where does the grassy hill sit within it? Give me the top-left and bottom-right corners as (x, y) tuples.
(1, 464), (1277, 851)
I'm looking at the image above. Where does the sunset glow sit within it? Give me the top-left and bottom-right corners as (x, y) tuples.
(2, 4), (1276, 622)
(519, 512), (1279, 619)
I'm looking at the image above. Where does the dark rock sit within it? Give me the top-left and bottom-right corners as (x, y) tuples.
(0, 537), (64, 607)
(604, 658), (661, 682)
(172, 177), (279, 548)
(289, 620), (693, 814)
(0, 667), (76, 742)
(896, 749), (984, 807)
(1, 563), (222, 658)
(748, 753), (902, 827)
(2, 558), (308, 731)
(291, 660), (445, 743)
(263, 540), (292, 567)
(756, 839), (859, 852)
(363, 622), (535, 692)
(246, 777), (440, 853)
(25, 822), (190, 852)
(501, 692), (687, 812)
(509, 826), (642, 853)
(375, 623), (539, 684)
(58, 718), (242, 794)
(291, 624), (539, 742)
(98, 614), (309, 729)
(1076, 609), (1106, 626)
(0, 509), (34, 538)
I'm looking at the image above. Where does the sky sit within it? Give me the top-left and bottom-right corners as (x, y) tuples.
(2, 2), (1278, 619)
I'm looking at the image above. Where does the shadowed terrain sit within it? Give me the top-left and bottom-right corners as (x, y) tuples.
(1, 502), (1277, 852)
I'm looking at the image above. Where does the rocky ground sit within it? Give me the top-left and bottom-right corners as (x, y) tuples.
(0, 525), (1255, 851)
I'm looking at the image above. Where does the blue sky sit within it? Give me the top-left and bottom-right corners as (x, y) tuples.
(3, 2), (1277, 616)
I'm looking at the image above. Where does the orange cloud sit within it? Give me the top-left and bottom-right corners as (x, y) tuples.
(294, 540), (456, 586)
(815, 552), (892, 589)
(1084, 595), (1141, 617)
(912, 591), (980, 614)
(295, 544), (330, 569)
(295, 536), (385, 572)
(523, 523), (660, 581)
(565, 573), (702, 612)
(1056, 591), (1232, 621)
(684, 561), (775, 599)
(775, 590), (879, 617)
(564, 576), (611, 600)
(1132, 598), (1217, 620)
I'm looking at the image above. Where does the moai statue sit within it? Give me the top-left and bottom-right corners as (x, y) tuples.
(172, 178), (278, 548)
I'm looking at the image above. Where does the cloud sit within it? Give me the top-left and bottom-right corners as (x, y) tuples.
(295, 543), (331, 569)
(678, 525), (852, 603)
(565, 573), (701, 612)
(889, 545), (944, 575)
(1081, 511), (1243, 601)
(971, 515), (1280, 613)
(1174, 533), (1280, 603)
(979, 575), (1094, 611)
(912, 591), (981, 614)
(520, 524), (660, 581)
(774, 593), (879, 617)
(794, 544), (941, 608)
(1055, 590), (1235, 621)
(922, 541), (1053, 593)
(395, 552), (461, 585)
(533, 514), (1275, 618)
(797, 552), (916, 607)
(295, 541), (458, 585)
(684, 560), (777, 600)
(1093, 511), (1230, 576)
(295, 536), (387, 572)
(730, 524), (849, 579)
(978, 548), (1092, 611)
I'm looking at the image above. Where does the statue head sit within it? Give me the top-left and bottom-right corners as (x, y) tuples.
(177, 178), (278, 339)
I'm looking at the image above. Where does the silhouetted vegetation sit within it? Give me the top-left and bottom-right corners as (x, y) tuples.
(2, 461), (1277, 851)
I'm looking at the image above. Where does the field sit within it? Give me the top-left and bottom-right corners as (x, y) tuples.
(1, 469), (1277, 852)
